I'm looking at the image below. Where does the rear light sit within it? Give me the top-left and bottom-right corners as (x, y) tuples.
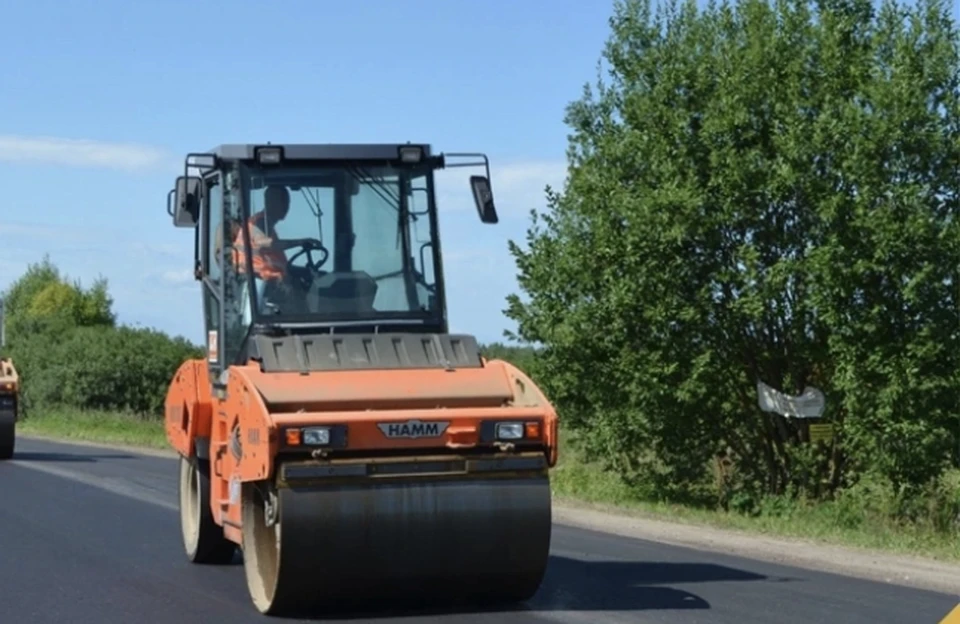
(285, 427), (330, 446)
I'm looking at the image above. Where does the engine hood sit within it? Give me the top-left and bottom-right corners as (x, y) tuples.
(238, 332), (533, 412)
(241, 364), (518, 411)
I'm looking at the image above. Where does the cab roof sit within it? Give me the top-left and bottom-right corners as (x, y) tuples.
(202, 143), (433, 161)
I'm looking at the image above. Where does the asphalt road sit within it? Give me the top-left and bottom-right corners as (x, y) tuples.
(1, 437), (956, 624)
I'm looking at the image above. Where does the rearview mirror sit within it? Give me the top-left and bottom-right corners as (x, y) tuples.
(173, 176), (202, 228)
(470, 175), (498, 224)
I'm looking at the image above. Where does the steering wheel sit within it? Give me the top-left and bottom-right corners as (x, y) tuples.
(287, 239), (330, 290)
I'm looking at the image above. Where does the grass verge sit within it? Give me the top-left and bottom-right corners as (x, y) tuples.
(552, 432), (960, 564)
(16, 407), (960, 564)
(17, 407), (168, 450)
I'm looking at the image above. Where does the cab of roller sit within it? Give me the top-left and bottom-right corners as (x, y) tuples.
(168, 144), (557, 472)
(170, 143), (500, 380)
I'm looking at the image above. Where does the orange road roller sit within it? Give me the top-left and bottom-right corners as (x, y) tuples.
(0, 300), (17, 460)
(0, 357), (18, 460)
(163, 143), (559, 615)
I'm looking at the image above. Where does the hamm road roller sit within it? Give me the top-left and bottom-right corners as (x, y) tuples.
(164, 143), (559, 615)
(0, 357), (18, 460)
(0, 298), (18, 460)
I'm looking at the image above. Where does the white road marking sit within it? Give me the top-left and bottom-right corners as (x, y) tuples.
(11, 459), (177, 511)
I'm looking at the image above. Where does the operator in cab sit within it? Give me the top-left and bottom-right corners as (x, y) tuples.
(232, 184), (322, 313)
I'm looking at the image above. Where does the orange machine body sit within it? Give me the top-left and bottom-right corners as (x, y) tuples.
(0, 358), (18, 399)
(0, 357), (20, 459)
(164, 356), (558, 545)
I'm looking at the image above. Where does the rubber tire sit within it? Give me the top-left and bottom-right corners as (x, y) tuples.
(178, 454), (236, 564)
(0, 421), (14, 460)
(241, 482), (282, 615)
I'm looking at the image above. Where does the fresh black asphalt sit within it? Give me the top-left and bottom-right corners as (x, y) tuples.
(1, 437), (956, 623)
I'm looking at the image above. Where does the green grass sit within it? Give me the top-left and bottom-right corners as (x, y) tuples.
(16, 407), (960, 564)
(17, 407), (168, 450)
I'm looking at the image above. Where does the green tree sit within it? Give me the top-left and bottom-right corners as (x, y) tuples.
(479, 342), (541, 379)
(0, 257), (200, 416)
(1, 255), (114, 344)
(506, 0), (960, 508)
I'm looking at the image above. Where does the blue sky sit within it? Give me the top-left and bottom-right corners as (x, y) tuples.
(0, 0), (614, 345)
(0, 0), (956, 346)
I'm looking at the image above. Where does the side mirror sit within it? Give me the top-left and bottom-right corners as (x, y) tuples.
(173, 175), (202, 228)
(470, 175), (498, 224)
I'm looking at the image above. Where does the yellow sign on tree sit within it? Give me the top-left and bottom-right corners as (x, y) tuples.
(808, 423), (834, 444)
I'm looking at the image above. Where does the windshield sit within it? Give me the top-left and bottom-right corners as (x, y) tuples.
(236, 163), (441, 326)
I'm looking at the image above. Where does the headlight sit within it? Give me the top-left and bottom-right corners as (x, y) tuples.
(302, 427), (331, 445)
(255, 146), (283, 165)
(398, 145), (423, 163)
(495, 422), (524, 440)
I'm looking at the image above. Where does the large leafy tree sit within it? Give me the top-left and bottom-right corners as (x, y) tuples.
(1, 255), (114, 344)
(506, 0), (960, 508)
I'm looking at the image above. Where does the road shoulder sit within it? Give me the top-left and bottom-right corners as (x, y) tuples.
(553, 499), (960, 596)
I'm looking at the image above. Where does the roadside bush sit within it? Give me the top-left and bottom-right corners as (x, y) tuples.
(479, 341), (542, 380)
(53, 325), (203, 417)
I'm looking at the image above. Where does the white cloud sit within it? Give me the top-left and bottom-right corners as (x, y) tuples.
(434, 159), (567, 218)
(0, 221), (77, 241)
(0, 135), (169, 172)
(161, 269), (194, 285)
(130, 242), (184, 258)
